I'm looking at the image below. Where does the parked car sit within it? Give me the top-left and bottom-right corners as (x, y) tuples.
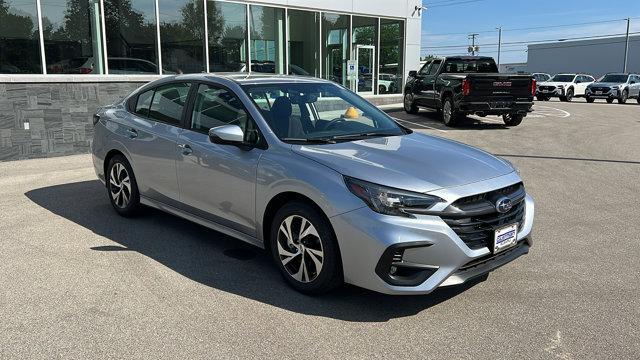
(531, 73), (551, 83)
(536, 73), (595, 102)
(585, 73), (640, 104)
(91, 74), (535, 295)
(378, 73), (397, 93)
(404, 56), (535, 127)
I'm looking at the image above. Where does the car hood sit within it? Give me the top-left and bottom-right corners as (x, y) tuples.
(292, 133), (514, 193)
(539, 81), (571, 87)
(589, 82), (623, 87)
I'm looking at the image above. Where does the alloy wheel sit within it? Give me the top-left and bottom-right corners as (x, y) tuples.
(109, 163), (132, 208)
(403, 94), (413, 112)
(276, 215), (324, 283)
(443, 100), (452, 123)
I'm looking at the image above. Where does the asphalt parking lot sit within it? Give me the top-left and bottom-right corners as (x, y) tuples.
(1, 99), (639, 359)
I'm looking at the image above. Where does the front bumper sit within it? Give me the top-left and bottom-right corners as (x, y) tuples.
(330, 172), (534, 295)
(586, 89), (618, 99)
(537, 88), (564, 97)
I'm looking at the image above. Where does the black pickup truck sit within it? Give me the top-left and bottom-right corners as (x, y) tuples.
(404, 56), (535, 127)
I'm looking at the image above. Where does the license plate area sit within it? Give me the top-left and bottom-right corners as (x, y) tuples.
(493, 223), (518, 253)
(490, 101), (511, 109)
(595, 91), (602, 95)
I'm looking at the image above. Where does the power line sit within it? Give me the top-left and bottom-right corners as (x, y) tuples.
(421, 32), (640, 49)
(424, 0), (489, 9)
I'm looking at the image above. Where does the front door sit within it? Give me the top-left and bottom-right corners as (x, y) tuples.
(355, 45), (375, 95)
(176, 83), (264, 236)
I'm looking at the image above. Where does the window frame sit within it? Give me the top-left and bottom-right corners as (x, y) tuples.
(127, 81), (193, 127)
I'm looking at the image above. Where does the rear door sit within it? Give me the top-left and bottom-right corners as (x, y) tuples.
(629, 75), (640, 97)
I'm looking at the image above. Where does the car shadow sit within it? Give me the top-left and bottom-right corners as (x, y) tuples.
(25, 180), (485, 322)
(417, 110), (509, 130)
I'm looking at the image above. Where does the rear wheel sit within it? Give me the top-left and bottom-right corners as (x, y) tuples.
(403, 93), (419, 114)
(618, 89), (628, 104)
(442, 97), (459, 127)
(270, 202), (343, 294)
(502, 113), (524, 127)
(106, 154), (141, 217)
(586, 96), (595, 103)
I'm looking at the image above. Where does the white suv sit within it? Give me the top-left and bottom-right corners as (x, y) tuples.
(537, 74), (595, 102)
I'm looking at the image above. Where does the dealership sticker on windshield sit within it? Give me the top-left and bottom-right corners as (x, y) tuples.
(494, 223), (518, 253)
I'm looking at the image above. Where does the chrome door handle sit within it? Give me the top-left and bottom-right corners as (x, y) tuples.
(178, 144), (192, 155)
(127, 128), (138, 139)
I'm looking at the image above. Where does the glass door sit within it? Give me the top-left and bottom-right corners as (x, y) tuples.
(355, 45), (375, 95)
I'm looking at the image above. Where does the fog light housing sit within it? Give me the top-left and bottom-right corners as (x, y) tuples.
(375, 242), (438, 286)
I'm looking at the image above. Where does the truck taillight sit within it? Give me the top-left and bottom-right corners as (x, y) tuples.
(531, 79), (536, 96)
(462, 79), (471, 96)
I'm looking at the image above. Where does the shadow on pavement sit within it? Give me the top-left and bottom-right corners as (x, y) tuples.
(25, 180), (484, 322)
(389, 109), (510, 130)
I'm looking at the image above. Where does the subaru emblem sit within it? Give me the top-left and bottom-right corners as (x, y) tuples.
(495, 197), (513, 213)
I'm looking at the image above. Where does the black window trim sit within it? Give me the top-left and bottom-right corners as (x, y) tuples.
(128, 81), (193, 127)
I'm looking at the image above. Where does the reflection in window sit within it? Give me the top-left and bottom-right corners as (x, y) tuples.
(207, 1), (247, 72)
(0, 0), (42, 74)
(41, 0), (105, 74)
(287, 9), (318, 77)
(191, 84), (248, 133)
(322, 13), (349, 86)
(148, 82), (191, 124)
(249, 5), (284, 74)
(379, 18), (404, 94)
(104, 0), (159, 74)
(158, 0), (205, 74)
(352, 16), (377, 93)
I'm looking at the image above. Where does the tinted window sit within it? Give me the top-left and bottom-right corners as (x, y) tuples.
(158, 0), (205, 74)
(0, 0), (42, 74)
(191, 84), (248, 132)
(550, 75), (576, 82)
(208, 1), (248, 72)
(148, 83), (191, 125)
(418, 61), (431, 75)
(250, 5), (285, 74)
(428, 60), (441, 75)
(135, 90), (154, 116)
(443, 59), (498, 73)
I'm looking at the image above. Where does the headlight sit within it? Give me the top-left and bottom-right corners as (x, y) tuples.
(344, 176), (444, 217)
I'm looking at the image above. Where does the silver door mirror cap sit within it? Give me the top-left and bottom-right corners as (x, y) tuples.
(209, 125), (244, 144)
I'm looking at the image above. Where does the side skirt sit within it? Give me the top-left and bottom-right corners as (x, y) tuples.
(140, 196), (264, 249)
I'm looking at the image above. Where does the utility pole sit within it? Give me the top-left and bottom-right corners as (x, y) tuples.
(468, 33), (479, 56)
(623, 18), (630, 73)
(496, 27), (502, 68)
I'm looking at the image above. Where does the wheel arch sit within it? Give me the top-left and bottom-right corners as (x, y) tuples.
(103, 149), (128, 185)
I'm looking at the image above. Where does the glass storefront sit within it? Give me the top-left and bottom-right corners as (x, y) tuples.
(0, 0), (42, 74)
(322, 13), (349, 87)
(208, 1), (247, 72)
(288, 9), (319, 77)
(0, 0), (405, 94)
(105, 0), (159, 74)
(249, 5), (285, 74)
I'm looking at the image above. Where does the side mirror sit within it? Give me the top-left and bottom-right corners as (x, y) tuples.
(209, 125), (245, 145)
(409, 70), (417, 78)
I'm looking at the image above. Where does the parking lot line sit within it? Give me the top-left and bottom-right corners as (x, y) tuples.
(392, 117), (448, 133)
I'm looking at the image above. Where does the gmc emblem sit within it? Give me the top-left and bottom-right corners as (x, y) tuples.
(493, 81), (512, 87)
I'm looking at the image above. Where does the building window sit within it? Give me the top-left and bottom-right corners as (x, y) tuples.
(41, 0), (105, 74)
(322, 13), (349, 86)
(207, 0), (247, 72)
(158, 0), (205, 74)
(379, 18), (404, 94)
(104, 0), (159, 74)
(0, 0), (42, 74)
(287, 9), (319, 77)
(249, 5), (284, 74)
(352, 16), (377, 94)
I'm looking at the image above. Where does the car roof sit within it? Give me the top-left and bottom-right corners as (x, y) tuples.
(162, 73), (331, 86)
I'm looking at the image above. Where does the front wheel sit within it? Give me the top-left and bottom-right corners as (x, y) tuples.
(536, 95), (547, 101)
(561, 88), (574, 102)
(270, 202), (343, 295)
(107, 154), (141, 217)
(586, 96), (595, 103)
(442, 97), (459, 127)
(618, 90), (628, 104)
(606, 98), (614, 104)
(403, 93), (419, 114)
(503, 113), (524, 127)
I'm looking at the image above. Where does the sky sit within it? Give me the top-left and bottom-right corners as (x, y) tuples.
(420, 0), (640, 64)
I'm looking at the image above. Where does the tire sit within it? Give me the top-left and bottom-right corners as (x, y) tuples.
(536, 95), (547, 101)
(606, 98), (614, 104)
(618, 89), (628, 104)
(637, 97), (640, 104)
(378, 85), (386, 94)
(586, 96), (595, 103)
(442, 97), (459, 127)
(403, 93), (419, 114)
(106, 154), (141, 217)
(502, 113), (524, 127)
(563, 88), (574, 102)
(270, 201), (343, 295)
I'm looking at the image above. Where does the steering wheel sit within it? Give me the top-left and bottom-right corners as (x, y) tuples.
(322, 117), (346, 131)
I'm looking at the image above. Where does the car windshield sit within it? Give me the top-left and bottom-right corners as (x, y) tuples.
(600, 74), (629, 83)
(242, 82), (407, 143)
(550, 75), (576, 82)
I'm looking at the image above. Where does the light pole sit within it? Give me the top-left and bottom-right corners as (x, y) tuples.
(623, 18), (630, 73)
(468, 33), (479, 55)
(496, 27), (502, 68)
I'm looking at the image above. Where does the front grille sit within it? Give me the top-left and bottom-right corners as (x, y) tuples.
(440, 183), (526, 250)
(590, 87), (610, 93)
(539, 86), (556, 91)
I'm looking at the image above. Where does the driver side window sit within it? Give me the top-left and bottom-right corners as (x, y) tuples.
(419, 61), (432, 75)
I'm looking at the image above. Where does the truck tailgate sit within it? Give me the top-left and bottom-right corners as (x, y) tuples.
(466, 74), (533, 98)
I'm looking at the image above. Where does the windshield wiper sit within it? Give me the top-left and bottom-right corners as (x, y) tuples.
(326, 132), (400, 140)
(281, 137), (336, 144)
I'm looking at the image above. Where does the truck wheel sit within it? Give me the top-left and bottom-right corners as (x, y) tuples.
(586, 96), (595, 103)
(503, 114), (524, 127)
(618, 89), (628, 104)
(442, 97), (459, 127)
(403, 93), (419, 114)
(606, 98), (614, 104)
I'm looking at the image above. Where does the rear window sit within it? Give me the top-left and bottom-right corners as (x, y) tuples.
(443, 59), (498, 73)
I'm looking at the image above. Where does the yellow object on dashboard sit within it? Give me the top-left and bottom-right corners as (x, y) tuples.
(344, 106), (360, 119)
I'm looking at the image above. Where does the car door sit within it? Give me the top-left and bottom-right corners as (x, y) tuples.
(412, 61), (432, 105)
(124, 82), (191, 204)
(176, 83), (265, 236)
(629, 75), (640, 97)
(423, 59), (442, 107)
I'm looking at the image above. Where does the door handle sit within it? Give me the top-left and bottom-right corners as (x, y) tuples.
(178, 143), (192, 155)
(127, 128), (138, 139)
